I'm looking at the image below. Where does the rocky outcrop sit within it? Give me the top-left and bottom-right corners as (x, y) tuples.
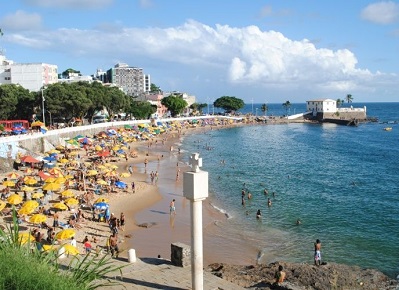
(206, 261), (398, 290)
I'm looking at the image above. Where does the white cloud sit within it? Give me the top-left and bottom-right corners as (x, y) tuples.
(0, 10), (42, 31)
(22, 0), (113, 9)
(361, 1), (399, 24)
(139, 0), (154, 9)
(4, 19), (398, 100)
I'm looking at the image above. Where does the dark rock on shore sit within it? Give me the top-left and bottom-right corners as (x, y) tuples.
(206, 261), (398, 290)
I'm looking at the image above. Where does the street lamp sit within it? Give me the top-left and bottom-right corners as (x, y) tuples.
(41, 87), (46, 126)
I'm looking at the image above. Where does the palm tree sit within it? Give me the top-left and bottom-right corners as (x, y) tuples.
(336, 98), (344, 107)
(261, 103), (268, 116)
(282, 101), (291, 115)
(345, 94), (353, 103)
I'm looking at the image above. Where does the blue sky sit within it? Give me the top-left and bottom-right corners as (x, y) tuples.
(1, 0), (399, 103)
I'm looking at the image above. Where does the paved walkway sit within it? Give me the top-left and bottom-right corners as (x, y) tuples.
(100, 256), (245, 290)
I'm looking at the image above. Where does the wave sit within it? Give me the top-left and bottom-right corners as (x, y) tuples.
(210, 202), (232, 219)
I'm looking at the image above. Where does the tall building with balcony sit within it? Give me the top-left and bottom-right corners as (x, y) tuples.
(106, 63), (150, 97)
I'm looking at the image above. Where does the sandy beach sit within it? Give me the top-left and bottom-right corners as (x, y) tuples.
(0, 119), (257, 266)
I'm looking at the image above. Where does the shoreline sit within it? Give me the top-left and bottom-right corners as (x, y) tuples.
(0, 118), (397, 286)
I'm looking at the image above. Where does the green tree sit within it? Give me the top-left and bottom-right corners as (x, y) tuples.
(150, 83), (161, 92)
(127, 101), (156, 119)
(213, 96), (244, 113)
(161, 95), (188, 117)
(189, 102), (207, 115)
(282, 100), (291, 115)
(261, 103), (268, 116)
(345, 94), (353, 103)
(60, 68), (81, 79)
(0, 84), (20, 119)
(336, 98), (344, 107)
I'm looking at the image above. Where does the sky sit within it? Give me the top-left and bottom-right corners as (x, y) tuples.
(1, 0), (399, 104)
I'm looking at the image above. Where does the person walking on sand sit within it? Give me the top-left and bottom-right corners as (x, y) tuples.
(314, 239), (321, 265)
(170, 199), (176, 215)
(131, 181), (135, 193)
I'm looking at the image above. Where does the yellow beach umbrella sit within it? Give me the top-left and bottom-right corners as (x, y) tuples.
(86, 170), (98, 176)
(54, 177), (67, 184)
(18, 232), (35, 245)
(53, 202), (68, 211)
(65, 197), (79, 206)
(61, 189), (74, 197)
(120, 172), (131, 178)
(29, 214), (47, 224)
(56, 145), (65, 150)
(31, 192), (44, 199)
(94, 197), (109, 204)
(55, 228), (76, 240)
(97, 179), (108, 185)
(21, 186), (35, 192)
(43, 182), (61, 191)
(0, 200), (6, 211)
(7, 194), (22, 205)
(24, 168), (34, 175)
(64, 175), (74, 180)
(43, 244), (58, 252)
(58, 158), (69, 164)
(96, 165), (106, 169)
(62, 244), (80, 255)
(18, 206), (35, 215)
(2, 180), (15, 187)
(24, 177), (38, 185)
(95, 145), (103, 151)
(22, 200), (39, 209)
(45, 177), (57, 183)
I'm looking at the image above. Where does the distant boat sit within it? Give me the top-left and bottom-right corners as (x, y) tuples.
(383, 127), (392, 131)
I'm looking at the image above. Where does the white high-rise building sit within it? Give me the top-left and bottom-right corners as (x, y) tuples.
(106, 63), (150, 97)
(0, 54), (13, 85)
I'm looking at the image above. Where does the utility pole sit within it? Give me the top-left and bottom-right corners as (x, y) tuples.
(251, 98), (254, 115)
(41, 87), (46, 126)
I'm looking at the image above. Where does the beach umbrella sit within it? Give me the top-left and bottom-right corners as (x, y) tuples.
(23, 177), (38, 185)
(49, 168), (64, 176)
(0, 200), (6, 211)
(43, 156), (57, 162)
(43, 182), (61, 191)
(22, 200), (39, 209)
(44, 177), (57, 183)
(21, 155), (40, 163)
(105, 171), (117, 177)
(94, 197), (109, 204)
(58, 158), (69, 164)
(97, 179), (108, 185)
(115, 181), (127, 189)
(94, 145), (103, 151)
(86, 170), (98, 176)
(38, 171), (52, 180)
(29, 214), (47, 224)
(43, 244), (58, 252)
(97, 150), (110, 157)
(31, 192), (44, 199)
(65, 197), (79, 206)
(21, 186), (35, 192)
(52, 202), (68, 211)
(18, 232), (35, 245)
(93, 202), (109, 210)
(54, 177), (67, 184)
(7, 194), (23, 205)
(2, 180), (15, 187)
(120, 172), (131, 178)
(60, 189), (74, 198)
(56, 145), (65, 150)
(55, 229), (76, 240)
(18, 206), (35, 215)
(64, 175), (74, 180)
(7, 172), (20, 179)
(61, 244), (80, 255)
(24, 168), (34, 175)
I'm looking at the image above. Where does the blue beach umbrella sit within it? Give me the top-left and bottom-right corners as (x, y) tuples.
(93, 202), (109, 210)
(115, 181), (127, 189)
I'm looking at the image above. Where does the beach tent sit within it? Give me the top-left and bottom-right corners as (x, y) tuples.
(93, 202), (109, 210)
(115, 181), (127, 189)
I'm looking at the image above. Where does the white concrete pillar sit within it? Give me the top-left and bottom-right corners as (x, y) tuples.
(183, 153), (208, 290)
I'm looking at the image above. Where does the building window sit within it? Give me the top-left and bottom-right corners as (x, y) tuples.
(4, 77), (11, 80)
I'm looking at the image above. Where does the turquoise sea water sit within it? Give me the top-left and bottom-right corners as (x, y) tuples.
(181, 102), (399, 278)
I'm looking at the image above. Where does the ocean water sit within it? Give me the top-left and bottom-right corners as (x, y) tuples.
(181, 102), (399, 278)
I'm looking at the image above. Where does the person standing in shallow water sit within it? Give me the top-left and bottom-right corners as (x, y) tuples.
(314, 239), (321, 265)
